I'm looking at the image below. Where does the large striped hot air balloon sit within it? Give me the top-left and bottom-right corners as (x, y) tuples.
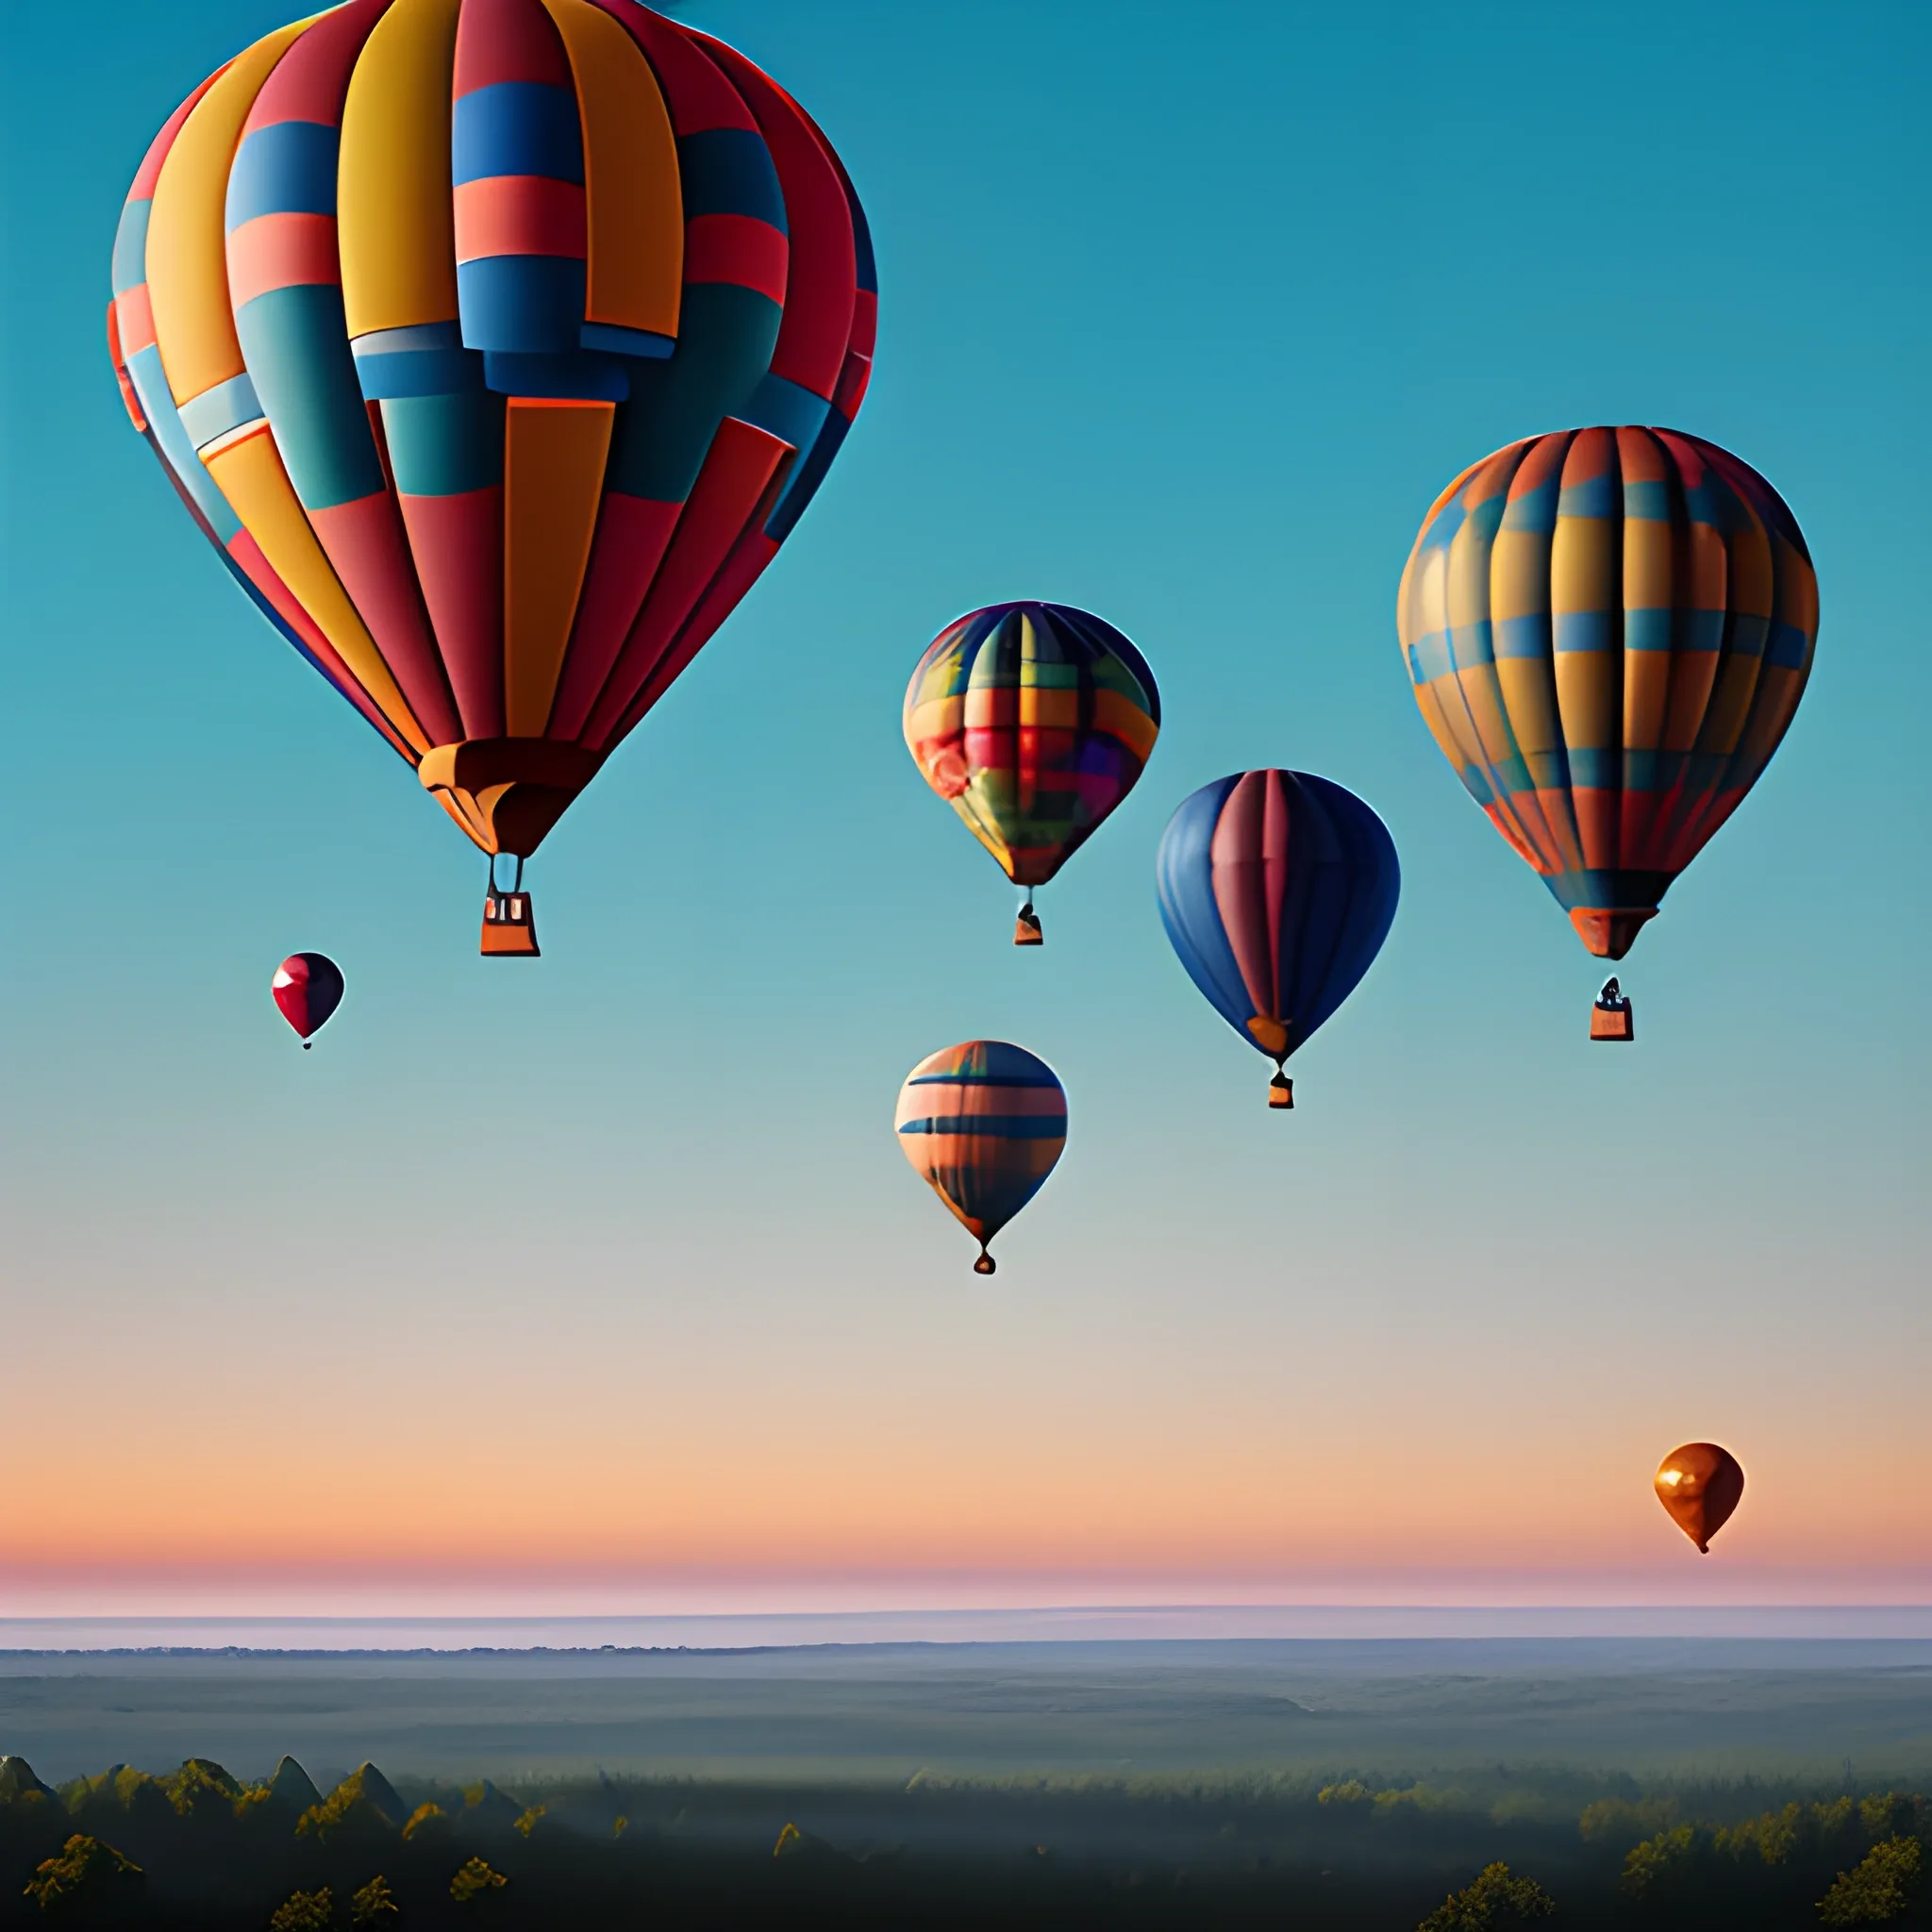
(1397, 428), (1816, 1031)
(1157, 771), (1399, 1109)
(108, 0), (874, 955)
(904, 603), (1159, 945)
(894, 1041), (1067, 1274)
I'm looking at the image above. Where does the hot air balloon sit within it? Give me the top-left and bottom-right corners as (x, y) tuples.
(108, 0), (874, 956)
(895, 1041), (1066, 1274)
(1654, 1442), (1745, 1555)
(1157, 771), (1399, 1108)
(1397, 427), (1816, 1033)
(904, 604), (1159, 944)
(273, 952), (345, 1045)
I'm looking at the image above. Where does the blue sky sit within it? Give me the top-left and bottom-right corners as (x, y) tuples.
(1, 0), (1926, 1605)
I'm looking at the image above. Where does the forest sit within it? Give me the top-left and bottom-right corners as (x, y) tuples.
(1, 1750), (1927, 1928)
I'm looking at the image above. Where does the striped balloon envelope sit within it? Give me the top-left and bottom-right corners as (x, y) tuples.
(108, 0), (874, 949)
(1397, 428), (1816, 973)
(272, 951), (345, 1045)
(894, 1041), (1067, 1274)
(1157, 772), (1399, 1108)
(904, 603), (1159, 944)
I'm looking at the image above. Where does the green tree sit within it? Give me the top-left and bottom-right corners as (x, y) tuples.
(1416, 1861), (1556, 1930)
(449, 1857), (507, 1904)
(1622, 1824), (1701, 1897)
(1819, 1836), (1923, 1926)
(268, 1887), (333, 1931)
(23, 1834), (143, 1910)
(350, 1876), (398, 1924)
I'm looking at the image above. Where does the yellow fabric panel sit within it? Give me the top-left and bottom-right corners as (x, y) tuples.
(1490, 528), (1551, 624)
(146, 19), (315, 406)
(1019, 687), (1080, 730)
(1724, 506), (1774, 619)
(1091, 689), (1158, 758)
(905, 697), (961, 744)
(1776, 538), (1820, 637)
(541, 0), (682, 339)
(1396, 543), (1446, 650)
(1457, 668), (1514, 768)
(341, 0), (462, 338)
(1624, 648), (1672, 751)
(1700, 648), (1764, 758)
(1495, 658), (1562, 758)
(503, 399), (615, 736)
(1688, 521), (1728, 609)
(1736, 665), (1806, 768)
(206, 429), (430, 754)
(1411, 683), (1470, 769)
(1550, 511), (1615, 616)
(1443, 513), (1491, 636)
(1554, 646), (1620, 752)
(1623, 518), (1674, 613)
(1661, 648), (1721, 753)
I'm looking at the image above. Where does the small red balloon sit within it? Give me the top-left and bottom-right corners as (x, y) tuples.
(273, 954), (345, 1046)
(1655, 1442), (1745, 1554)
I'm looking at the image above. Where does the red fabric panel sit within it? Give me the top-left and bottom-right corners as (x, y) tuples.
(453, 176), (587, 261)
(396, 487), (506, 739)
(455, 0), (573, 93)
(243, 0), (390, 130)
(689, 32), (854, 400)
(588, 1), (757, 135)
(308, 491), (463, 744)
(581, 418), (784, 747)
(683, 213), (788, 302)
(545, 492), (683, 741)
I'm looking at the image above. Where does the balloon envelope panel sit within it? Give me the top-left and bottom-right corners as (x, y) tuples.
(1397, 427), (1816, 959)
(895, 1041), (1067, 1249)
(1157, 771), (1399, 1064)
(904, 603), (1160, 889)
(108, 0), (874, 860)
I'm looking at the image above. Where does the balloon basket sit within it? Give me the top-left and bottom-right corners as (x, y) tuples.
(974, 1250), (997, 1275)
(1268, 1073), (1293, 1109)
(1590, 988), (1633, 1041)
(1013, 908), (1043, 946)
(481, 891), (540, 958)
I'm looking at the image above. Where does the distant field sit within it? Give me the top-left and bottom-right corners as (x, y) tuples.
(4, 1638), (1931, 1786)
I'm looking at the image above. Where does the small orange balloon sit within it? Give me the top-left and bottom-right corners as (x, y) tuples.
(1654, 1443), (1745, 1554)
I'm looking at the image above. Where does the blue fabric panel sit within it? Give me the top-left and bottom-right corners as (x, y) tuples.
(126, 343), (242, 541)
(1557, 471), (1618, 519)
(352, 322), (484, 400)
(1494, 614), (1554, 658)
(179, 371), (265, 450)
(738, 369), (830, 448)
(1566, 747), (1620, 790)
(482, 349), (628, 400)
(1623, 477), (1674, 521)
(1624, 608), (1675, 652)
(226, 121), (340, 228)
(237, 285), (385, 510)
(458, 255), (585, 356)
(603, 283), (778, 501)
(1155, 776), (1253, 1039)
(1553, 609), (1615, 652)
(112, 200), (151, 296)
(381, 391), (505, 497)
(763, 403), (846, 541)
(898, 1118), (1065, 1140)
(675, 127), (787, 229)
(452, 82), (583, 186)
(579, 321), (674, 358)
(1765, 618), (1811, 670)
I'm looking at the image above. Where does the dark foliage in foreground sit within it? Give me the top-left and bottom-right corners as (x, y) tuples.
(1, 1754), (1929, 1928)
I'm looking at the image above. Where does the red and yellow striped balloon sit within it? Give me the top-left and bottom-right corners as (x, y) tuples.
(1397, 427), (1816, 961)
(109, 0), (874, 927)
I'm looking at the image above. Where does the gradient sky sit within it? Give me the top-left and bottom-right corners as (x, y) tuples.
(2, 0), (1927, 1615)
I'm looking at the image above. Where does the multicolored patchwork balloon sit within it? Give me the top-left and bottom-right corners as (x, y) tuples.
(272, 952), (345, 1046)
(109, 0), (874, 951)
(1157, 771), (1399, 1108)
(894, 1041), (1067, 1274)
(904, 603), (1159, 944)
(1397, 428), (1816, 982)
